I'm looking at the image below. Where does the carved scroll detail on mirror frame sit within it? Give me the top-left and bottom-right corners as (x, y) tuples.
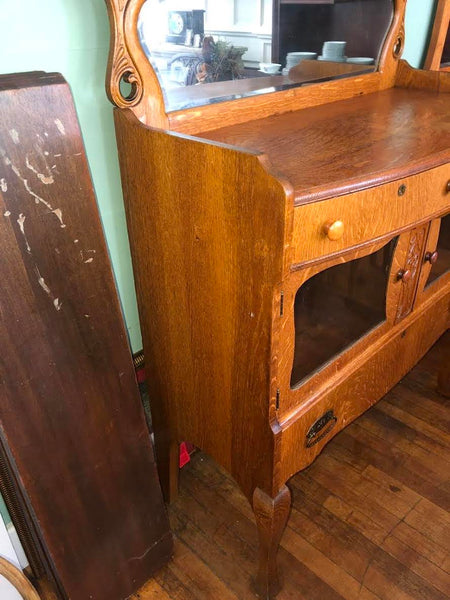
(105, 0), (143, 108)
(105, 0), (168, 126)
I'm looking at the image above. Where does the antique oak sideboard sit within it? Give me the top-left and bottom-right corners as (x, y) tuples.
(105, 0), (450, 597)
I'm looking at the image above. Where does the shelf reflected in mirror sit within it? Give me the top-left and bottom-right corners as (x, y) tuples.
(137, 0), (394, 112)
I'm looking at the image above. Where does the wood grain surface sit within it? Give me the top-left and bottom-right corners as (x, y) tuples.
(253, 486), (291, 599)
(0, 72), (172, 600)
(201, 87), (450, 205)
(290, 165), (450, 266)
(113, 108), (292, 502)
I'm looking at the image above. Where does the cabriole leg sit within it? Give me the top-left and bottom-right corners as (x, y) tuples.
(252, 485), (291, 599)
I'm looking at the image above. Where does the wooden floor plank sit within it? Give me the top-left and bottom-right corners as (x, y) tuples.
(281, 522), (362, 599)
(390, 521), (449, 572)
(335, 427), (450, 511)
(164, 540), (240, 600)
(133, 578), (174, 600)
(381, 535), (450, 596)
(403, 500), (450, 551)
(367, 548), (450, 600)
(376, 400), (450, 451)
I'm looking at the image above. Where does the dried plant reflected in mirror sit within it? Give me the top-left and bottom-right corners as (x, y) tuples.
(138, 0), (394, 112)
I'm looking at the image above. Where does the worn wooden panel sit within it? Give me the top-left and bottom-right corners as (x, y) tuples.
(0, 72), (172, 600)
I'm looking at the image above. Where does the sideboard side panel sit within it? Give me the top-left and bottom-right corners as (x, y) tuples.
(114, 110), (289, 497)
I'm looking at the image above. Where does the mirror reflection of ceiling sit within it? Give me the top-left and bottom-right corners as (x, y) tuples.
(138, 0), (394, 113)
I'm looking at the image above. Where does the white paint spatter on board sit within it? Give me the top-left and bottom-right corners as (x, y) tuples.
(36, 268), (51, 295)
(25, 155), (54, 185)
(0, 148), (55, 212)
(17, 213), (31, 252)
(9, 129), (19, 144)
(23, 179), (53, 210)
(52, 208), (66, 228)
(35, 267), (62, 312)
(54, 119), (66, 135)
(80, 249), (96, 263)
(0, 178), (7, 192)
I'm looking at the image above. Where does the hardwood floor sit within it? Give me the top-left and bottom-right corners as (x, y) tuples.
(34, 332), (449, 599)
(133, 332), (450, 600)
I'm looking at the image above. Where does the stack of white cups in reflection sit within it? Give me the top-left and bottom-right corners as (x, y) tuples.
(283, 51), (317, 75)
(319, 41), (347, 62)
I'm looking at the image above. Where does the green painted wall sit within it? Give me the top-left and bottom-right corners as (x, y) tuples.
(0, 495), (11, 526)
(0, 0), (439, 352)
(404, 0), (436, 67)
(1, 0), (143, 350)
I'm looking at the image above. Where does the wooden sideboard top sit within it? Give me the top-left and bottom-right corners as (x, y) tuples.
(200, 87), (450, 204)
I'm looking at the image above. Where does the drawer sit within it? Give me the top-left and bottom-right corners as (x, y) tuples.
(291, 163), (450, 266)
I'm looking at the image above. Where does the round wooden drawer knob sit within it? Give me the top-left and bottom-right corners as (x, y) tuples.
(425, 251), (439, 265)
(323, 220), (344, 241)
(397, 269), (412, 283)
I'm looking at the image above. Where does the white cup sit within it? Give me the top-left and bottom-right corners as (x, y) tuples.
(259, 62), (282, 74)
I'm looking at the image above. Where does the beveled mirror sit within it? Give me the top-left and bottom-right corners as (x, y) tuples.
(105, 0), (407, 132)
(136, 0), (394, 112)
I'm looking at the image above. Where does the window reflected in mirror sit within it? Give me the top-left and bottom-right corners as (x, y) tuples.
(138, 0), (394, 112)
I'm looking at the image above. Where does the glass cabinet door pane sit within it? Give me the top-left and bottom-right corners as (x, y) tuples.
(426, 213), (450, 286)
(291, 238), (397, 387)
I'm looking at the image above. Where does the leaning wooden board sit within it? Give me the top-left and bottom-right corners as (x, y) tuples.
(0, 72), (172, 600)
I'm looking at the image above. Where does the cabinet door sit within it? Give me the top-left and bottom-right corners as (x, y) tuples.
(287, 225), (429, 391)
(426, 212), (450, 285)
(290, 237), (398, 387)
(415, 212), (450, 304)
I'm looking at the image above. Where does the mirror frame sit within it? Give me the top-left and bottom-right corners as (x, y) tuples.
(105, 0), (408, 134)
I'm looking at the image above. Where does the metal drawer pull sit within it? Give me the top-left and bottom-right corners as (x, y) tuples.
(306, 410), (338, 448)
